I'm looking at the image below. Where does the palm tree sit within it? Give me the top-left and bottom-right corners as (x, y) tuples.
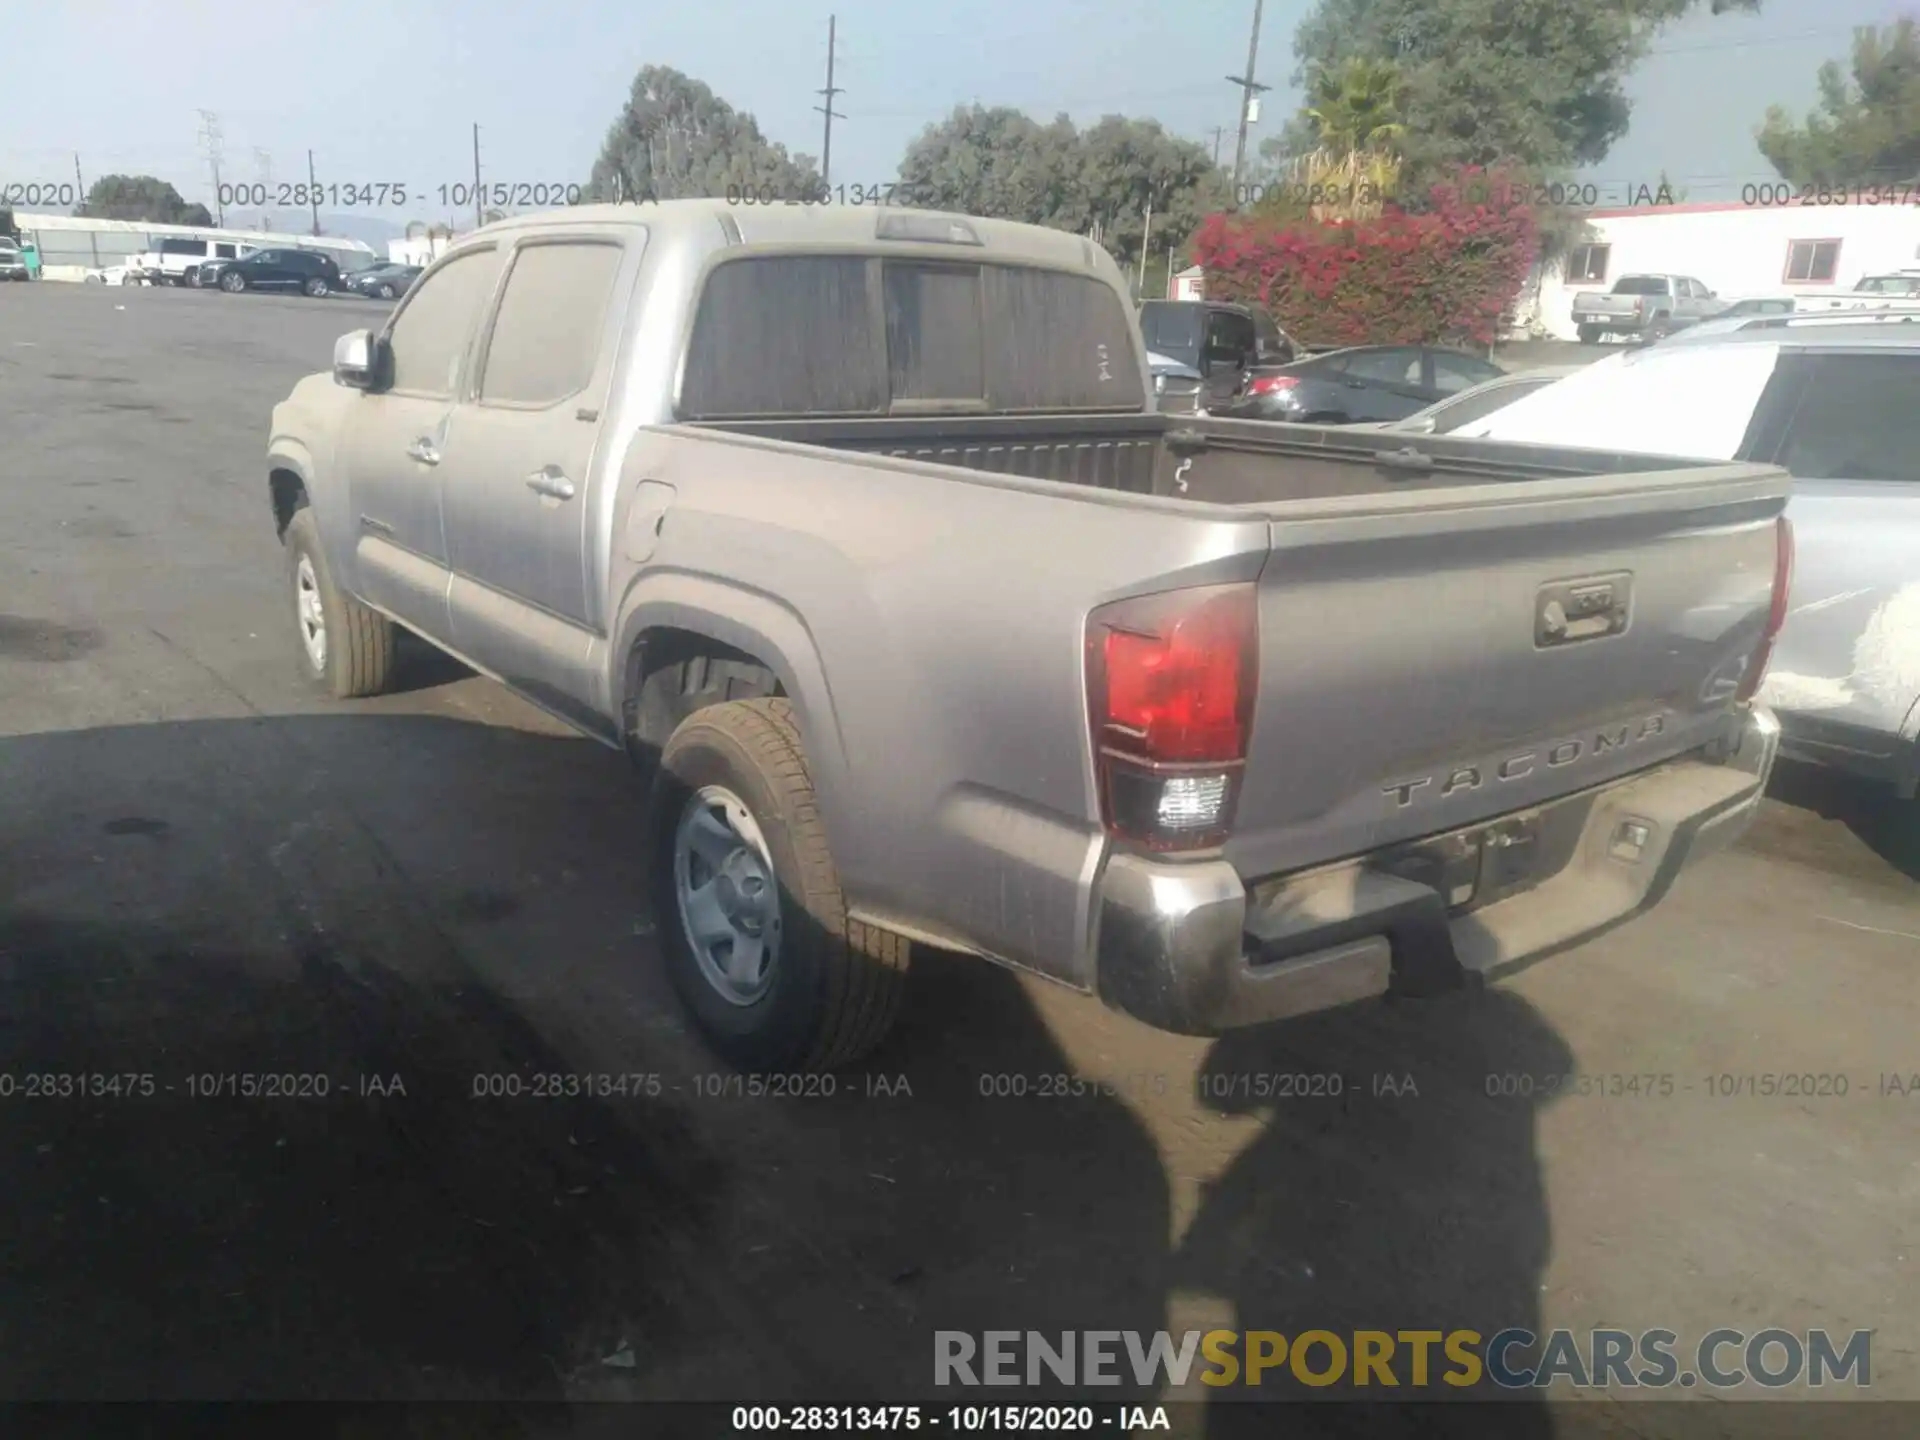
(1305, 58), (1409, 154)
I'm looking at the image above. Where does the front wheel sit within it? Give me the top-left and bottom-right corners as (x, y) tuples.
(220, 271), (247, 293)
(376, 282), (397, 299)
(648, 698), (909, 1072)
(284, 509), (396, 698)
(303, 276), (330, 298)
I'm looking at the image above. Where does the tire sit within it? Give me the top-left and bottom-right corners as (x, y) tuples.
(377, 283), (396, 299)
(1576, 324), (1600, 344)
(648, 698), (909, 1072)
(221, 270), (247, 293)
(304, 276), (330, 298)
(284, 508), (397, 699)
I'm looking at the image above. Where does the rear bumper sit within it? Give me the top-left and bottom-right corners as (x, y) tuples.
(1774, 708), (1920, 799)
(1092, 704), (1780, 1035)
(1573, 311), (1649, 331)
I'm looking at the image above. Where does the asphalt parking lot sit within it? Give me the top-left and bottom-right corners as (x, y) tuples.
(1, 283), (1915, 1431)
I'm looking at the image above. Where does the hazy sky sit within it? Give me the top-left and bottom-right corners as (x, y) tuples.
(0, 0), (1902, 227)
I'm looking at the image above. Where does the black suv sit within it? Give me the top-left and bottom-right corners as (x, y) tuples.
(203, 248), (342, 298)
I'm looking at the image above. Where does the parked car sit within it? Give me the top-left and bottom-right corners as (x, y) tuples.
(1139, 299), (1294, 412)
(1572, 274), (1721, 344)
(340, 262), (423, 300)
(1212, 344), (1507, 424)
(1362, 365), (1582, 435)
(1793, 270), (1920, 313)
(1457, 308), (1920, 803)
(83, 264), (133, 285)
(268, 200), (1786, 1072)
(203, 247), (342, 297)
(0, 236), (28, 281)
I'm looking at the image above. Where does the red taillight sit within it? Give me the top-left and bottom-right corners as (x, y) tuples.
(1247, 375), (1299, 396)
(1086, 583), (1258, 851)
(1736, 515), (1794, 703)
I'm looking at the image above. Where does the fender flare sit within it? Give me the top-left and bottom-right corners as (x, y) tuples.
(610, 572), (857, 853)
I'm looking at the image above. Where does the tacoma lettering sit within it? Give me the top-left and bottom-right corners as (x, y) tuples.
(1381, 715), (1671, 809)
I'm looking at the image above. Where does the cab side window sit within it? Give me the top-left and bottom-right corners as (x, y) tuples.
(385, 248), (499, 398)
(477, 241), (626, 407)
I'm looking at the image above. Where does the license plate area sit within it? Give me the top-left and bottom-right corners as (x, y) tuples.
(1373, 811), (1549, 915)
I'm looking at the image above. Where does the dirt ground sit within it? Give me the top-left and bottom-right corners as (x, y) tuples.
(0, 284), (1913, 1434)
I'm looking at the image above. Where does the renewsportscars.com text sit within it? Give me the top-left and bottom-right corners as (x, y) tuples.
(935, 1328), (1873, 1390)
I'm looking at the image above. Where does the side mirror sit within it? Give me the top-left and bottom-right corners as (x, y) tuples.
(333, 329), (374, 389)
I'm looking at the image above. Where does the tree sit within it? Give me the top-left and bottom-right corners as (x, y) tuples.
(1756, 19), (1920, 186)
(894, 106), (1226, 273)
(79, 175), (213, 226)
(1303, 56), (1409, 152)
(587, 66), (819, 203)
(1290, 0), (1761, 177)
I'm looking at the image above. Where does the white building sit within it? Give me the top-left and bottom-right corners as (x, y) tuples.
(12, 212), (375, 281)
(1170, 264), (1204, 301)
(1525, 201), (1920, 340)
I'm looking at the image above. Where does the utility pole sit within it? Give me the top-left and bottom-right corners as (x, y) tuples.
(307, 150), (321, 235)
(72, 153), (87, 212)
(1208, 127), (1226, 167)
(815, 15), (845, 194)
(471, 123), (484, 228)
(254, 149), (272, 231)
(1137, 192), (1153, 293)
(1224, 0), (1268, 204)
(197, 110), (225, 225)
(1166, 242), (1176, 299)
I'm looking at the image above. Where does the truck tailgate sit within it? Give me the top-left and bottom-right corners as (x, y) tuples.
(1224, 460), (1790, 880)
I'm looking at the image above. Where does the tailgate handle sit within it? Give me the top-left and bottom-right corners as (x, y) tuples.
(1536, 573), (1632, 646)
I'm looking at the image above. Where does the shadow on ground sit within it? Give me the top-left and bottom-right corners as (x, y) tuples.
(0, 711), (1567, 1428)
(1761, 759), (1919, 882)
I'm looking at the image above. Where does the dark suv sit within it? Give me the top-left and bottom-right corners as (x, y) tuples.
(203, 248), (342, 298)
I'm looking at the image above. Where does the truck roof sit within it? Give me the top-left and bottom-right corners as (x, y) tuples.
(463, 199), (1106, 275)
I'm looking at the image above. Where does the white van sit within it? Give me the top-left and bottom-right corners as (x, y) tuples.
(130, 236), (256, 286)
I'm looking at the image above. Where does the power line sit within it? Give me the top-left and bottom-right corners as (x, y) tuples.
(816, 14), (846, 189)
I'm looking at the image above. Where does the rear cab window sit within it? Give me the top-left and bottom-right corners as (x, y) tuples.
(1612, 276), (1672, 296)
(679, 255), (1146, 419)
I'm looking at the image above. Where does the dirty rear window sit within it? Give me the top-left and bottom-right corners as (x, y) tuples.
(679, 255), (1145, 419)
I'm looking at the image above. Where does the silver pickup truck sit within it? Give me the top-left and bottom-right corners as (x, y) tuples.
(1573, 274), (1721, 343)
(267, 200), (1789, 1072)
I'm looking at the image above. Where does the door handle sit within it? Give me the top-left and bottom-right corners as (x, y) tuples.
(406, 438), (441, 465)
(525, 468), (576, 500)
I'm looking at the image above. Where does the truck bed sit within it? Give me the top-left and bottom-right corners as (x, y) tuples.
(697, 411), (1740, 505)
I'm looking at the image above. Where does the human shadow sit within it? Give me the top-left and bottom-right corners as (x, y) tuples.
(0, 712), (1171, 1413)
(1178, 985), (1573, 1439)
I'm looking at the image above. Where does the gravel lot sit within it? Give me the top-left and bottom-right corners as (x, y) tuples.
(0, 283), (1914, 1431)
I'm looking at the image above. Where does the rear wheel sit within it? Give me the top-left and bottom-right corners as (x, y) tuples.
(284, 509), (396, 698)
(376, 282), (397, 299)
(221, 270), (247, 293)
(1577, 324), (1600, 344)
(648, 698), (908, 1072)
(304, 275), (330, 298)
